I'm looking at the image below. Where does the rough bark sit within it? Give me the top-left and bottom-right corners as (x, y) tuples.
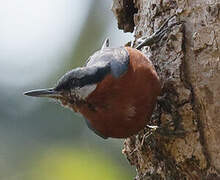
(112, 0), (220, 179)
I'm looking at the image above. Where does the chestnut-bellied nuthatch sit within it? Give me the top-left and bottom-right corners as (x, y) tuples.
(24, 15), (181, 139)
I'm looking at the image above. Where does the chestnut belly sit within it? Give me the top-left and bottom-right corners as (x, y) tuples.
(80, 101), (155, 138)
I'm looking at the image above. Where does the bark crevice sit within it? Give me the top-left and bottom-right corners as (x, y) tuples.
(112, 0), (220, 179)
(112, 0), (138, 32)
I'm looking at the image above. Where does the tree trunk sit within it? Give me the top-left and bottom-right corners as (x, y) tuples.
(112, 0), (220, 179)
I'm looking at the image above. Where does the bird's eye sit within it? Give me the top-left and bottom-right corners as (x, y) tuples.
(55, 77), (71, 91)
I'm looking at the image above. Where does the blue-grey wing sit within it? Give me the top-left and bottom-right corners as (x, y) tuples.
(86, 47), (129, 78)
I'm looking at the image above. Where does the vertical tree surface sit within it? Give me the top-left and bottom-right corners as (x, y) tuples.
(112, 0), (220, 179)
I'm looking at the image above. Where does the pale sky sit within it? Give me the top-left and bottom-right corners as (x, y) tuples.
(0, 0), (132, 87)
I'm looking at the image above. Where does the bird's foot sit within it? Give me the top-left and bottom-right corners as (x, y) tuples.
(135, 14), (184, 50)
(140, 121), (185, 146)
(154, 120), (185, 137)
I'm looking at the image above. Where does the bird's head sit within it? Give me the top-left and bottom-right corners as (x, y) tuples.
(23, 64), (109, 110)
(24, 38), (120, 110)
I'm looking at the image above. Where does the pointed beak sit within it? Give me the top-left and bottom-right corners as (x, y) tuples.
(23, 88), (61, 98)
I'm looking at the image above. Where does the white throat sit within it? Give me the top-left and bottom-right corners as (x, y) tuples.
(71, 84), (97, 100)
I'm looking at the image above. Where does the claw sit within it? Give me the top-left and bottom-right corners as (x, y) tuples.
(154, 14), (177, 35)
(135, 14), (183, 50)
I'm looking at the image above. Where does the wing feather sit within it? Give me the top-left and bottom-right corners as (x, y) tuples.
(86, 47), (129, 78)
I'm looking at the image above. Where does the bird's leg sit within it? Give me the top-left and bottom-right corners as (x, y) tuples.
(135, 14), (183, 50)
(138, 125), (159, 147)
(140, 125), (158, 146)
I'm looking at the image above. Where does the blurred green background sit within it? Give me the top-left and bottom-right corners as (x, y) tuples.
(0, 0), (135, 179)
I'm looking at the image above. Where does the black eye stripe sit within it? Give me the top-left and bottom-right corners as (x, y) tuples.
(55, 64), (111, 91)
(72, 66), (111, 87)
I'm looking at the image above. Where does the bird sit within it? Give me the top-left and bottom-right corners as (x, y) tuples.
(24, 15), (180, 139)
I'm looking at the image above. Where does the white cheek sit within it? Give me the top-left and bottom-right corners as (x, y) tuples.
(72, 84), (97, 99)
